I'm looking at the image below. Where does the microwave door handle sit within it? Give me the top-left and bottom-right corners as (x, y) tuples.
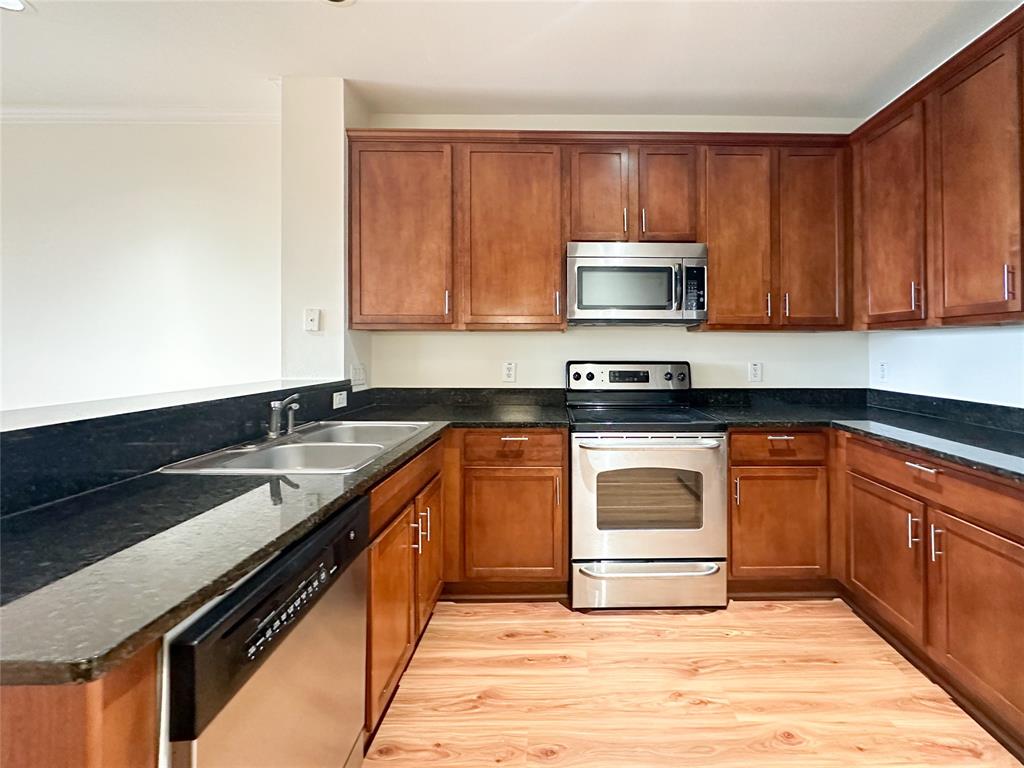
(673, 265), (682, 310)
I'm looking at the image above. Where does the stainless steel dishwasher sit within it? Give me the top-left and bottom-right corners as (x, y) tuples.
(167, 496), (368, 768)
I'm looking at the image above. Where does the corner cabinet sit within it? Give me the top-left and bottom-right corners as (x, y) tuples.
(350, 142), (454, 328)
(456, 144), (564, 328)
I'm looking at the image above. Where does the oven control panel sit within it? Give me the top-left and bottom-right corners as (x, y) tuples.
(566, 361), (691, 390)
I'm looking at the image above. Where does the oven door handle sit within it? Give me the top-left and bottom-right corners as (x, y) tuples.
(578, 563), (721, 579)
(577, 440), (721, 450)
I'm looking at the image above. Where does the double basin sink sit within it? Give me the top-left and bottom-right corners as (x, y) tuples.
(161, 421), (430, 475)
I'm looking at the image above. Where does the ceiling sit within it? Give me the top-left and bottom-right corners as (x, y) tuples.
(1, 0), (1020, 124)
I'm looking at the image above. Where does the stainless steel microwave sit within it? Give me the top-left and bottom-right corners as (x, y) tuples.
(566, 242), (708, 324)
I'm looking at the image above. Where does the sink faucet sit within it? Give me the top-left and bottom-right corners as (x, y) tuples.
(268, 393), (301, 439)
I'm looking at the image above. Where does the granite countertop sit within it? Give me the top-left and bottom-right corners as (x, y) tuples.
(342, 402), (570, 427)
(0, 423), (447, 685)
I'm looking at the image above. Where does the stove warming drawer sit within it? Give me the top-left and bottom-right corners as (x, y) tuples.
(572, 560), (727, 608)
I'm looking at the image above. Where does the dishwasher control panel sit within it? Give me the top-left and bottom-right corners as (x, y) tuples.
(244, 558), (335, 661)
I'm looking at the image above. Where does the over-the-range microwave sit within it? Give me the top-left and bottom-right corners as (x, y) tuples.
(566, 241), (708, 325)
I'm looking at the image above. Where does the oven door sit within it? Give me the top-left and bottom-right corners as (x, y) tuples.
(567, 257), (683, 322)
(571, 434), (727, 560)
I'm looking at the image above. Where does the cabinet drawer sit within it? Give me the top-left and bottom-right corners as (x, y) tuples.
(730, 431), (827, 465)
(462, 429), (566, 466)
(847, 438), (1024, 543)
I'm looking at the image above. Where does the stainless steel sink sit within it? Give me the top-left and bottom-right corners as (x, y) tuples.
(295, 422), (426, 447)
(160, 420), (430, 475)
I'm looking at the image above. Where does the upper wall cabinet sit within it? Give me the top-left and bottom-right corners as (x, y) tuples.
(569, 146), (631, 241)
(929, 35), (1022, 319)
(778, 148), (845, 327)
(350, 142), (453, 329)
(456, 144), (564, 328)
(705, 147), (774, 326)
(857, 105), (927, 326)
(569, 144), (699, 242)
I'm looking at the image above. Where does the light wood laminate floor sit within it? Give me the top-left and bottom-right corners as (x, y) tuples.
(365, 600), (1020, 767)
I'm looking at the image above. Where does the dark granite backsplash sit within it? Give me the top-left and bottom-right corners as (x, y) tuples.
(1, 380), (352, 516)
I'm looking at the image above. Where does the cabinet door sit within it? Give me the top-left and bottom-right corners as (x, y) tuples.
(414, 475), (444, 634)
(569, 146), (631, 241)
(706, 147), (773, 325)
(778, 148), (845, 326)
(366, 505), (416, 730)
(457, 144), (563, 326)
(463, 467), (566, 581)
(638, 145), (699, 242)
(350, 142), (453, 326)
(730, 467), (828, 578)
(860, 105), (927, 324)
(930, 36), (1022, 318)
(927, 509), (1024, 735)
(847, 473), (926, 645)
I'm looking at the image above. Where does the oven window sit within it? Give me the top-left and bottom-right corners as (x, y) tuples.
(595, 468), (703, 530)
(577, 266), (674, 310)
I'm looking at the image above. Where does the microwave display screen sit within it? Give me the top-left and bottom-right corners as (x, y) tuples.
(609, 370), (650, 384)
(576, 266), (674, 310)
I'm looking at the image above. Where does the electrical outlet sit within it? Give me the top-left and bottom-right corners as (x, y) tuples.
(350, 364), (367, 387)
(332, 391), (348, 409)
(878, 361), (888, 383)
(501, 361), (517, 383)
(747, 362), (764, 383)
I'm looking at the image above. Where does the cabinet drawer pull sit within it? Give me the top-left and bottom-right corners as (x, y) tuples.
(907, 513), (921, 549)
(905, 461), (940, 476)
(500, 436), (529, 442)
(930, 524), (944, 562)
(766, 435), (795, 441)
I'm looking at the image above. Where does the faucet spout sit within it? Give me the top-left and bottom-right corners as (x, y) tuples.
(268, 393), (302, 438)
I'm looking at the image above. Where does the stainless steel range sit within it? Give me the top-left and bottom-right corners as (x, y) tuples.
(567, 361), (728, 609)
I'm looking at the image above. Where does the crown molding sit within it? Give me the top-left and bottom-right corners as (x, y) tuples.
(0, 105), (280, 125)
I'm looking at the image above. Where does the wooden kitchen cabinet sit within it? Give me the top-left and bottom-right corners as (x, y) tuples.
(846, 473), (927, 646)
(929, 35), (1023, 319)
(778, 148), (845, 326)
(637, 145), (700, 241)
(569, 144), (699, 242)
(569, 146), (631, 241)
(350, 142), (453, 328)
(456, 144), (563, 327)
(366, 505), (416, 730)
(730, 467), (829, 578)
(857, 104), (928, 325)
(462, 466), (566, 581)
(705, 146), (774, 325)
(414, 475), (444, 634)
(926, 508), (1024, 736)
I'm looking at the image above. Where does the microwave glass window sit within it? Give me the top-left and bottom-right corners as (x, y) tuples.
(577, 266), (673, 310)
(595, 467), (704, 530)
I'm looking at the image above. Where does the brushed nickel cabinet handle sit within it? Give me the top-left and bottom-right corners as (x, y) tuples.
(623, 207), (628, 233)
(784, 292), (791, 318)
(642, 208), (647, 233)
(444, 289), (450, 316)
(907, 513), (921, 549)
(555, 476), (561, 507)
(910, 281), (917, 310)
(905, 461), (940, 476)
(555, 290), (560, 317)
(734, 477), (741, 506)
(766, 292), (772, 318)
(930, 524), (944, 562)
(500, 436), (529, 441)
(1005, 264), (1016, 300)
(411, 521), (424, 552)
(767, 435), (795, 441)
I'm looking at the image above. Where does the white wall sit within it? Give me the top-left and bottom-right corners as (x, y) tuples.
(869, 327), (1024, 408)
(370, 328), (868, 389)
(1, 122), (281, 411)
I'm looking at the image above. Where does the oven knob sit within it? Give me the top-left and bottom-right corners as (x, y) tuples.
(572, 372), (582, 381)
(585, 372), (595, 381)
(677, 372), (687, 382)
(663, 372), (673, 381)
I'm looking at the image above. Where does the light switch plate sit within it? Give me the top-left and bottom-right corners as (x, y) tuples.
(332, 391), (348, 409)
(350, 364), (367, 387)
(747, 362), (763, 383)
(878, 361), (888, 383)
(501, 361), (517, 383)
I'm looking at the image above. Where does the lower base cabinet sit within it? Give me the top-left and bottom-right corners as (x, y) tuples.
(846, 472), (927, 645)
(926, 509), (1024, 736)
(730, 466), (828, 578)
(463, 467), (566, 581)
(366, 506), (416, 731)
